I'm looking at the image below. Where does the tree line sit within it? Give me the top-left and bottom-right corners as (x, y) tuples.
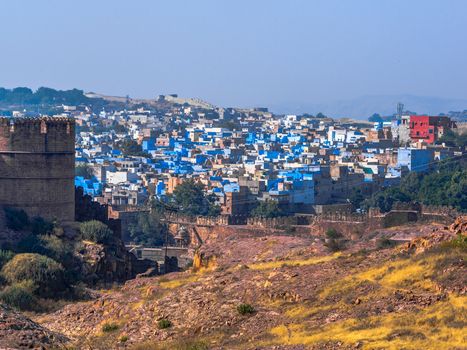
(353, 158), (466, 213)
(0, 87), (91, 106)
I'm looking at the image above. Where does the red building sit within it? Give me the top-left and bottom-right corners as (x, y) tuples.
(409, 115), (456, 144)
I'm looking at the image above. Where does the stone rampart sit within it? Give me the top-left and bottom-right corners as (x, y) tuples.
(0, 117), (75, 221)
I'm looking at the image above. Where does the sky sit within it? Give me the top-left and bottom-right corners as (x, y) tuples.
(1, 0), (466, 111)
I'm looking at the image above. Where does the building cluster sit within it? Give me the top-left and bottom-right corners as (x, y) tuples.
(64, 100), (460, 216)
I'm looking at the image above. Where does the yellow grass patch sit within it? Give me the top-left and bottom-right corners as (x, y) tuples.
(285, 304), (333, 319)
(266, 295), (467, 349)
(321, 254), (440, 299)
(159, 274), (200, 289)
(249, 253), (342, 271)
(131, 300), (145, 310)
(195, 256), (218, 274)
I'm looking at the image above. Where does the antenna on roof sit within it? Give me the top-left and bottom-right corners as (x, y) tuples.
(125, 94), (130, 111)
(397, 102), (404, 120)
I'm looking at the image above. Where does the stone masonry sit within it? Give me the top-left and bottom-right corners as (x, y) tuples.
(0, 117), (75, 222)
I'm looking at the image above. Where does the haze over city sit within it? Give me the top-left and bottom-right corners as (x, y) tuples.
(1, 0), (467, 117)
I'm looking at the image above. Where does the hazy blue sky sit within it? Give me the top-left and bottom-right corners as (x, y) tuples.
(1, 0), (466, 110)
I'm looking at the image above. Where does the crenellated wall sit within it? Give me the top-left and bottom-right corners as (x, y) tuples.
(119, 202), (460, 247)
(0, 117), (75, 222)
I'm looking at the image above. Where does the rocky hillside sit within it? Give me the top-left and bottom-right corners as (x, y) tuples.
(0, 303), (67, 349)
(4, 218), (465, 350)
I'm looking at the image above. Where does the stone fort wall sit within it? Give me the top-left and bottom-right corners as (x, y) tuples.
(0, 117), (75, 222)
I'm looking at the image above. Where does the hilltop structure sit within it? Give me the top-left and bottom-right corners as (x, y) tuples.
(0, 117), (75, 221)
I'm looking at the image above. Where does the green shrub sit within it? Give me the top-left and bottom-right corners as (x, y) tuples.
(447, 234), (467, 250)
(376, 237), (395, 249)
(31, 217), (54, 236)
(17, 233), (47, 255)
(280, 223), (296, 235)
(0, 280), (37, 311)
(80, 220), (113, 243)
(325, 228), (342, 239)
(157, 319), (172, 329)
(1, 253), (65, 297)
(16, 234), (76, 282)
(325, 238), (343, 252)
(119, 335), (129, 343)
(39, 235), (74, 262)
(4, 207), (29, 231)
(237, 303), (255, 315)
(101, 322), (119, 332)
(356, 248), (368, 256)
(0, 250), (14, 269)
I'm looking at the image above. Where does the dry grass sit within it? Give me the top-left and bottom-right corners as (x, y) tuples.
(267, 295), (466, 349)
(264, 242), (467, 350)
(320, 250), (443, 300)
(130, 339), (208, 350)
(248, 252), (342, 270)
(159, 274), (200, 289)
(285, 304), (334, 319)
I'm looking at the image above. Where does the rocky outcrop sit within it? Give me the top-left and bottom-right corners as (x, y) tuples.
(192, 250), (217, 271)
(76, 238), (155, 284)
(401, 215), (465, 255)
(403, 231), (455, 254)
(450, 215), (467, 235)
(0, 303), (67, 349)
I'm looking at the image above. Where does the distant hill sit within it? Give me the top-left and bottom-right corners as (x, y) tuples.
(85, 92), (216, 110)
(269, 94), (467, 119)
(3, 87), (466, 119)
(0, 87), (215, 114)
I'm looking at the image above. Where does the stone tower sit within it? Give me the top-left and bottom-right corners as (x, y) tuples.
(0, 117), (75, 222)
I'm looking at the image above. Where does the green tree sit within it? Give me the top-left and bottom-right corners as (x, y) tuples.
(113, 123), (128, 134)
(115, 139), (146, 157)
(251, 200), (285, 218)
(349, 188), (365, 209)
(398, 172), (422, 195)
(416, 162), (466, 210)
(11, 87), (33, 104)
(79, 220), (113, 243)
(364, 159), (466, 212)
(171, 179), (218, 216)
(363, 187), (411, 213)
(437, 129), (467, 149)
(129, 210), (167, 246)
